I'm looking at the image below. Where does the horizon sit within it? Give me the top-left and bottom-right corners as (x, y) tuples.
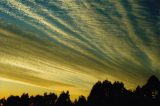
(0, 74), (159, 101)
(0, 74), (157, 100)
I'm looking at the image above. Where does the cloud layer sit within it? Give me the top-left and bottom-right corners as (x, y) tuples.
(0, 0), (160, 98)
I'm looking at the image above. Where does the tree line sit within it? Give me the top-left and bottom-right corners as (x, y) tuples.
(0, 75), (160, 106)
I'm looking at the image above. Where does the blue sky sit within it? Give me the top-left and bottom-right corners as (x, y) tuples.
(0, 0), (160, 99)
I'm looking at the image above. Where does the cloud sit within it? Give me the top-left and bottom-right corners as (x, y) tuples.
(0, 0), (159, 98)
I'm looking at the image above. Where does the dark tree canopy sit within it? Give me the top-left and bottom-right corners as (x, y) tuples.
(1, 75), (160, 106)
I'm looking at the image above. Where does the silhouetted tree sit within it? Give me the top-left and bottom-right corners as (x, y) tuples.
(21, 93), (29, 106)
(88, 81), (105, 106)
(0, 98), (6, 106)
(6, 96), (20, 106)
(141, 75), (160, 99)
(43, 92), (57, 106)
(55, 91), (72, 106)
(74, 95), (87, 106)
(1, 75), (160, 106)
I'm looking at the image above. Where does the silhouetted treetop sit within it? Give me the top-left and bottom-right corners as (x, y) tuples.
(0, 75), (160, 106)
(147, 75), (159, 85)
(55, 91), (72, 106)
(74, 95), (87, 106)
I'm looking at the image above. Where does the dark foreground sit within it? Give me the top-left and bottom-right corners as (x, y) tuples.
(1, 75), (160, 106)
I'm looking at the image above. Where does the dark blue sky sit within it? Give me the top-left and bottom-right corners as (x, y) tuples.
(0, 0), (160, 99)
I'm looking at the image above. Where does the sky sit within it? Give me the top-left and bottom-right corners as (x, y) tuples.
(0, 0), (160, 99)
